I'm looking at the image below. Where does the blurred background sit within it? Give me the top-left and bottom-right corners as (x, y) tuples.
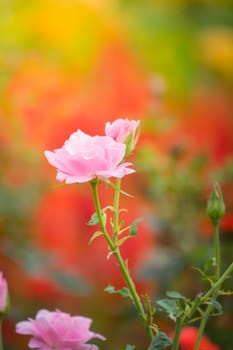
(0, 0), (233, 349)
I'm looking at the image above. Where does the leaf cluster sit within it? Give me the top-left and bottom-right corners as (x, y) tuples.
(87, 206), (143, 249)
(104, 284), (131, 299)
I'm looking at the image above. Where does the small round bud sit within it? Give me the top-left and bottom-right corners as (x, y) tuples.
(207, 183), (225, 225)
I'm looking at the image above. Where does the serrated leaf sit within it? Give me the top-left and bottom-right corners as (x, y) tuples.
(104, 284), (131, 298)
(148, 332), (172, 350)
(88, 231), (103, 245)
(86, 212), (99, 226)
(129, 218), (143, 236)
(166, 290), (184, 299)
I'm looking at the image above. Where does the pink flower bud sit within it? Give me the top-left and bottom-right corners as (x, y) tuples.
(105, 118), (140, 155)
(0, 272), (8, 314)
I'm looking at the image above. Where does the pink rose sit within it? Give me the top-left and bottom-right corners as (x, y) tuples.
(0, 272), (8, 313)
(105, 118), (140, 154)
(16, 309), (106, 350)
(44, 130), (134, 184)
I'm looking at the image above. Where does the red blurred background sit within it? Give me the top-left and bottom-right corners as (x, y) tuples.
(0, 1), (233, 349)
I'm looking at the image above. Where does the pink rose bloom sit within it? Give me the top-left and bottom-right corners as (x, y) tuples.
(105, 118), (140, 153)
(44, 130), (134, 184)
(0, 272), (8, 313)
(16, 309), (106, 350)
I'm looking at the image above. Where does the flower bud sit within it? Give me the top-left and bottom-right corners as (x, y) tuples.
(105, 118), (140, 156)
(207, 183), (225, 225)
(0, 272), (9, 316)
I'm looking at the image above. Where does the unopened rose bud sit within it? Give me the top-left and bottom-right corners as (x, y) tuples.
(105, 118), (140, 157)
(207, 183), (225, 225)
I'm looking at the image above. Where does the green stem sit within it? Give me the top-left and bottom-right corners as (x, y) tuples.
(90, 180), (114, 250)
(113, 178), (121, 244)
(171, 317), (183, 350)
(188, 295), (202, 321)
(213, 223), (220, 280)
(203, 262), (233, 301)
(0, 319), (4, 350)
(90, 180), (153, 341)
(194, 221), (221, 350)
(189, 261), (233, 350)
(193, 301), (215, 350)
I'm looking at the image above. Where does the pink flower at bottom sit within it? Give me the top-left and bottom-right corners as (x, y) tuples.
(0, 271), (8, 313)
(16, 309), (106, 350)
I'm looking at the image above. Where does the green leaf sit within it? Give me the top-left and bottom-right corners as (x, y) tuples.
(156, 299), (177, 321)
(120, 346), (136, 350)
(87, 207), (112, 226)
(166, 290), (184, 299)
(88, 231), (103, 245)
(148, 332), (172, 350)
(129, 218), (143, 236)
(86, 212), (99, 226)
(104, 284), (131, 298)
(157, 299), (177, 313)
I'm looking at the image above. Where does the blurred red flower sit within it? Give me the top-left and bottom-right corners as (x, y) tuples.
(5, 43), (148, 151)
(180, 87), (233, 166)
(143, 86), (233, 167)
(2, 42), (153, 299)
(33, 183), (154, 290)
(179, 326), (219, 350)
